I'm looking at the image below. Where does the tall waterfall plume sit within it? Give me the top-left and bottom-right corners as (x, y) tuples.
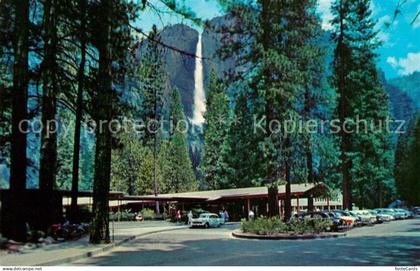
(191, 33), (206, 126)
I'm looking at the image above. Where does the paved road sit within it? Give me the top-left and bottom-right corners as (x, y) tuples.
(73, 218), (420, 266)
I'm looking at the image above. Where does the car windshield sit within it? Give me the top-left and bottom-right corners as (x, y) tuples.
(199, 214), (208, 218)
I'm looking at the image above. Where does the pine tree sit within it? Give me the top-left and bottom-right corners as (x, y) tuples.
(111, 127), (144, 195)
(137, 25), (166, 147)
(7, 0), (29, 241)
(161, 88), (197, 193)
(90, 0), (113, 244)
(201, 71), (231, 189)
(395, 115), (420, 205)
(216, 0), (324, 219)
(331, 0), (394, 209)
(137, 147), (164, 195)
(224, 89), (261, 188)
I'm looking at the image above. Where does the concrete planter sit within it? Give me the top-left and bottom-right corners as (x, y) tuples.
(231, 230), (346, 240)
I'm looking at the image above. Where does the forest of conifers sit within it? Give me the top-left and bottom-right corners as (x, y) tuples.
(0, 0), (419, 244)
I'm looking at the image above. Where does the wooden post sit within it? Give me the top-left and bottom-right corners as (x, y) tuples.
(247, 198), (251, 213)
(278, 200), (282, 217)
(296, 196), (300, 214)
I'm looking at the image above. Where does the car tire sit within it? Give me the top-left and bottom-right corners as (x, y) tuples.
(204, 223), (209, 228)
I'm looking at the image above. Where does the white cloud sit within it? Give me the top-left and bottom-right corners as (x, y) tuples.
(317, 0), (383, 30)
(387, 56), (398, 67)
(387, 52), (420, 75)
(317, 0), (334, 30)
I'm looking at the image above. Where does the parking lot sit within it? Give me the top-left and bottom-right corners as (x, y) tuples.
(72, 218), (420, 266)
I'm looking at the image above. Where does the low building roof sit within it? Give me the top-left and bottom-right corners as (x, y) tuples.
(124, 182), (330, 202)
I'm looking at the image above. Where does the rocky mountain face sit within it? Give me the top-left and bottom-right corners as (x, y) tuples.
(389, 72), (420, 110)
(137, 17), (237, 120)
(158, 24), (198, 118)
(379, 72), (416, 124)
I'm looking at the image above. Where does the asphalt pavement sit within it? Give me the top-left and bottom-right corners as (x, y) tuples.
(71, 218), (420, 266)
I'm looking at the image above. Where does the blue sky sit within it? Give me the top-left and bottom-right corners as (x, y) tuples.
(137, 0), (420, 79)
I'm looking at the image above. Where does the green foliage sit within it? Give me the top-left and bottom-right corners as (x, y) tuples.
(110, 209), (136, 222)
(160, 88), (197, 193)
(241, 216), (332, 235)
(111, 126), (145, 195)
(201, 71), (231, 189)
(136, 25), (166, 147)
(137, 147), (164, 195)
(141, 208), (156, 220)
(224, 89), (264, 187)
(241, 217), (288, 235)
(56, 110), (93, 191)
(331, 0), (395, 208)
(395, 115), (420, 205)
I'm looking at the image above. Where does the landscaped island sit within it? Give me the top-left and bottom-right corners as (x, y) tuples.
(233, 217), (345, 240)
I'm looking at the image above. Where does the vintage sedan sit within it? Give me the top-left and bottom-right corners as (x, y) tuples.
(191, 213), (223, 228)
(350, 210), (376, 225)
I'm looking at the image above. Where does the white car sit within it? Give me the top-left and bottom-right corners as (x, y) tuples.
(350, 210), (376, 225)
(191, 213), (223, 228)
(368, 210), (393, 222)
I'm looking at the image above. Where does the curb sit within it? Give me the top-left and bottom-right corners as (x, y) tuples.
(39, 226), (188, 266)
(231, 230), (346, 240)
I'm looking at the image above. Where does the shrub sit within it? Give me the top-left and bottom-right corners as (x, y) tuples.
(141, 208), (156, 220)
(241, 216), (332, 235)
(241, 216), (287, 235)
(110, 209), (135, 221)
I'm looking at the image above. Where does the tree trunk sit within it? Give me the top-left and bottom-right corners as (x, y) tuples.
(336, 1), (352, 211)
(304, 87), (314, 185)
(260, 0), (279, 218)
(7, 0), (29, 242)
(267, 183), (279, 217)
(89, 0), (113, 244)
(70, 0), (87, 223)
(39, 0), (58, 231)
(284, 157), (292, 222)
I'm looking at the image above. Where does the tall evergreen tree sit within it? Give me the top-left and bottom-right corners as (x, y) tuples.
(6, 0), (29, 241)
(161, 88), (197, 193)
(224, 89), (262, 188)
(217, 0), (325, 219)
(331, 0), (394, 209)
(201, 71), (231, 189)
(111, 126), (144, 195)
(90, 0), (114, 244)
(395, 114), (420, 205)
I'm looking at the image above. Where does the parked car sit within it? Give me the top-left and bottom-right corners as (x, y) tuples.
(395, 208), (414, 219)
(368, 209), (392, 222)
(390, 208), (407, 219)
(346, 211), (363, 227)
(330, 210), (356, 227)
(310, 211), (346, 232)
(292, 211), (345, 232)
(349, 210), (376, 225)
(412, 207), (420, 215)
(191, 213), (223, 228)
(374, 208), (396, 220)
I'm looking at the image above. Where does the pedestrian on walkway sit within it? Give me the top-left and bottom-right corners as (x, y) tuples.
(176, 210), (181, 223)
(187, 210), (193, 225)
(223, 209), (229, 222)
(248, 209), (255, 221)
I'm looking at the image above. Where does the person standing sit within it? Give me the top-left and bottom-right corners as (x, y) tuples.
(223, 209), (229, 222)
(187, 210), (193, 225)
(176, 210), (181, 223)
(248, 209), (255, 221)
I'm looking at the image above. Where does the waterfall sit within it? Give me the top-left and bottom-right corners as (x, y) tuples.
(192, 33), (206, 126)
